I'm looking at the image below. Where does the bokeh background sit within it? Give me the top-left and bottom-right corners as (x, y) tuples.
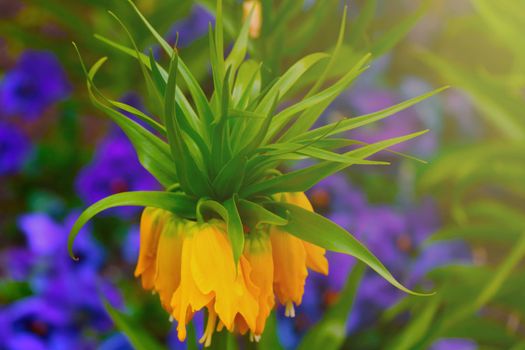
(1, 0), (524, 349)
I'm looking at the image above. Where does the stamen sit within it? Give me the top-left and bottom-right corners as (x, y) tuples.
(169, 315), (174, 323)
(285, 302), (296, 318)
(199, 308), (217, 347)
(249, 332), (261, 342)
(216, 320), (224, 332)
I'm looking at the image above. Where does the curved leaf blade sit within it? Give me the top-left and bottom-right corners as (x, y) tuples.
(68, 191), (196, 259)
(266, 202), (431, 296)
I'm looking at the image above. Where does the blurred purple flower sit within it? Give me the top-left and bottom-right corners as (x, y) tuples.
(430, 338), (478, 350)
(17, 212), (104, 271)
(122, 225), (140, 264)
(2, 248), (34, 281)
(166, 5), (214, 48)
(6, 211), (123, 343)
(353, 205), (408, 271)
(99, 333), (133, 350)
(75, 132), (158, 217)
(117, 92), (152, 131)
(0, 122), (31, 175)
(167, 312), (205, 350)
(37, 270), (121, 332)
(0, 297), (84, 350)
(408, 241), (471, 286)
(279, 174), (470, 348)
(0, 50), (70, 119)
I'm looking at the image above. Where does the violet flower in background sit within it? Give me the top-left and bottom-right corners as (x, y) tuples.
(0, 122), (31, 175)
(0, 50), (70, 120)
(0, 297), (82, 350)
(16, 212), (105, 273)
(99, 333), (133, 350)
(0, 210), (123, 350)
(75, 131), (158, 217)
(15, 212), (121, 318)
(277, 173), (471, 349)
(165, 5), (213, 48)
(430, 338), (478, 350)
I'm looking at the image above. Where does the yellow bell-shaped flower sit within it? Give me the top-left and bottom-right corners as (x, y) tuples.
(135, 192), (328, 346)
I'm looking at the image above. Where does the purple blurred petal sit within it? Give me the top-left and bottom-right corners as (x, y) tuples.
(0, 50), (70, 119)
(0, 122), (31, 175)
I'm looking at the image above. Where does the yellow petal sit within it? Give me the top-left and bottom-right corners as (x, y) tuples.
(190, 223), (239, 329)
(135, 208), (168, 290)
(154, 218), (184, 312)
(235, 255), (260, 333)
(244, 236), (275, 335)
(190, 222), (259, 332)
(283, 193), (329, 275)
(170, 222), (214, 341)
(303, 241), (329, 275)
(284, 192), (314, 211)
(270, 227), (307, 306)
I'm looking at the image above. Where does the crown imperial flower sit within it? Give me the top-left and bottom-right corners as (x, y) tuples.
(135, 192), (327, 343)
(69, 0), (439, 345)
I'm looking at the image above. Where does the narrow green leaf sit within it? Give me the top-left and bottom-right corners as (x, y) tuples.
(73, 46), (177, 187)
(68, 191), (196, 259)
(125, 0), (171, 55)
(347, 0), (377, 46)
(165, 51), (212, 197)
(214, 0), (225, 78)
(225, 1), (253, 85)
(298, 263), (365, 350)
(232, 60), (262, 109)
(95, 34), (202, 133)
(304, 5), (348, 99)
(255, 52), (330, 116)
(257, 312), (284, 350)
(110, 99), (165, 135)
(293, 87), (447, 142)
(197, 198), (228, 222)
(224, 196), (244, 266)
(196, 197), (245, 266)
(371, 2), (428, 57)
(103, 300), (166, 350)
(238, 199), (288, 229)
(212, 155), (247, 200)
(260, 143), (388, 165)
(238, 93), (279, 154)
(148, 49), (166, 96)
(421, 51), (525, 139)
(107, 11), (165, 117)
(388, 295), (441, 350)
(243, 131), (426, 196)
(268, 54), (370, 141)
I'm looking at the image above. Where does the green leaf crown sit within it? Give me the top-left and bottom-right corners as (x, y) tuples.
(69, 0), (443, 295)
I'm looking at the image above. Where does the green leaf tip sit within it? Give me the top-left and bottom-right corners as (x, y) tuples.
(68, 191), (196, 261)
(267, 202), (435, 297)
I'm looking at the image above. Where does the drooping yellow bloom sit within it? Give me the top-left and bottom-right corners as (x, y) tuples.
(271, 192), (329, 317)
(243, 0), (262, 38)
(243, 234), (274, 336)
(135, 192), (328, 346)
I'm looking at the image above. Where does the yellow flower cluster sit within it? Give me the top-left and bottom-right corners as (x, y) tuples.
(135, 192), (328, 346)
